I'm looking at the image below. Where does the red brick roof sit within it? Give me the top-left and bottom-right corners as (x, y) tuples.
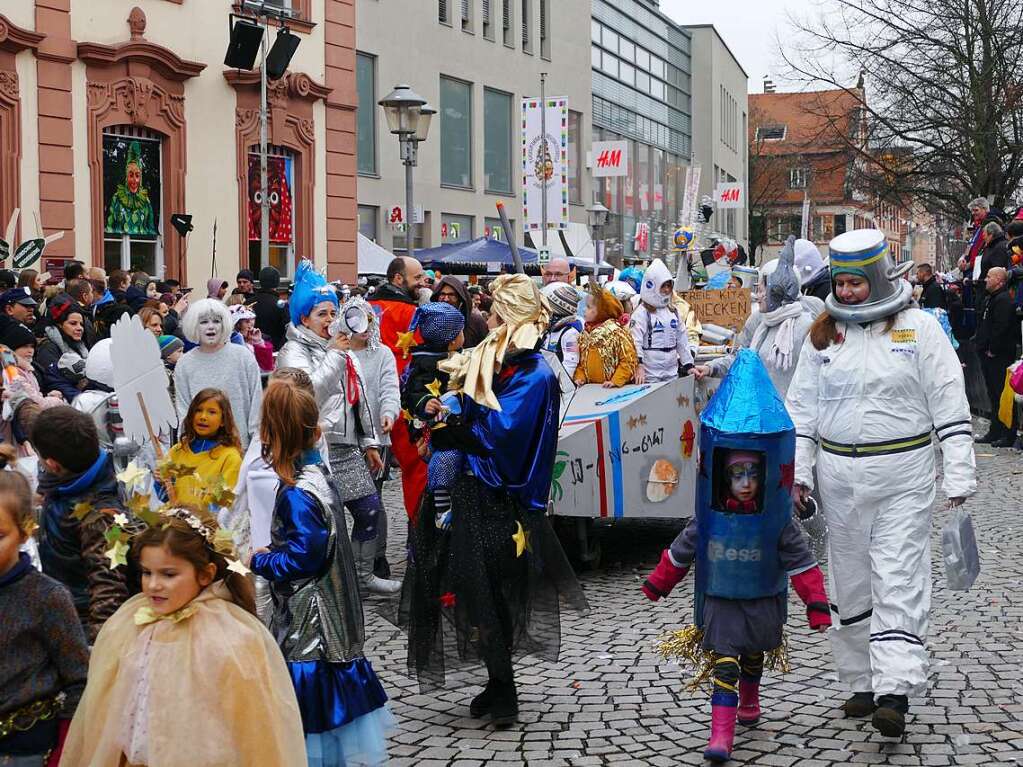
(749, 88), (863, 155)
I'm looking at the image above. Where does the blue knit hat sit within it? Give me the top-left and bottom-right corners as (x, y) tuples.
(289, 260), (338, 326)
(410, 301), (464, 350)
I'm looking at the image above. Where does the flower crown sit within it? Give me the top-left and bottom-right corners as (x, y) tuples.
(72, 458), (249, 577)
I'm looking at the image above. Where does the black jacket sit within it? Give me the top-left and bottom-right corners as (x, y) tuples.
(400, 350), (482, 454)
(974, 287), (1019, 358)
(801, 270), (831, 303)
(251, 290), (288, 350)
(918, 276), (946, 310)
(978, 234), (1011, 283)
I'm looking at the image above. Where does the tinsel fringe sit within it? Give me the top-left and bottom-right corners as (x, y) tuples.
(655, 625), (790, 692)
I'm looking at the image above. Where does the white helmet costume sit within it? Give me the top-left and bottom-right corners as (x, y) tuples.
(825, 230), (913, 323)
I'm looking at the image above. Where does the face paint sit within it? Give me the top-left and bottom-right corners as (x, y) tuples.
(197, 313), (223, 348)
(727, 462), (760, 503)
(192, 398), (223, 438)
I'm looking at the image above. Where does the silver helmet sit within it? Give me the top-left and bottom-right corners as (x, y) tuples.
(824, 229), (913, 323)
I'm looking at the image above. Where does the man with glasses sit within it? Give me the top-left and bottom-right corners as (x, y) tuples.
(542, 257), (575, 286)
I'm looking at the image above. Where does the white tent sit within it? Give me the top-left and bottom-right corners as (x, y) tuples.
(358, 233), (395, 275)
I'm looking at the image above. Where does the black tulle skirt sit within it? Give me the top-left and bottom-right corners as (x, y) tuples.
(395, 474), (588, 692)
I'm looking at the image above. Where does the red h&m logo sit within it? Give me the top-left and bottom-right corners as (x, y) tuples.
(596, 149), (623, 169)
(719, 187), (741, 203)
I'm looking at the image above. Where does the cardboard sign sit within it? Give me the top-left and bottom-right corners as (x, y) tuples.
(680, 288), (751, 333)
(13, 239), (45, 269)
(591, 140), (629, 177)
(714, 182), (745, 209)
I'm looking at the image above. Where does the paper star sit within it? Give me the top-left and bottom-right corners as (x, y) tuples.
(72, 502), (94, 521)
(226, 558), (251, 577)
(512, 521), (529, 558)
(116, 461), (149, 489)
(425, 378), (443, 398)
(402, 408), (415, 423)
(113, 513), (129, 527)
(440, 591), (457, 608)
(106, 539), (130, 569)
(395, 330), (416, 359)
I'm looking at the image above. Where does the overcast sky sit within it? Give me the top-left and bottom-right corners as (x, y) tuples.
(660, 0), (799, 94)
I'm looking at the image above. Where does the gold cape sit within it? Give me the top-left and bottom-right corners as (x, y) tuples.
(440, 273), (550, 411)
(60, 584), (307, 767)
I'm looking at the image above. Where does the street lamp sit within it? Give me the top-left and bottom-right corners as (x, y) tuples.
(379, 85), (434, 259)
(587, 200), (610, 264)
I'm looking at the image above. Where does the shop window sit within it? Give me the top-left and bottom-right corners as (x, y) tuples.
(102, 127), (163, 275)
(712, 448), (766, 515)
(247, 144), (296, 277)
(441, 213), (474, 242)
(484, 215), (514, 241)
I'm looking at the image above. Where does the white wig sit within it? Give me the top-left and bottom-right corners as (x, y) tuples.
(181, 298), (233, 346)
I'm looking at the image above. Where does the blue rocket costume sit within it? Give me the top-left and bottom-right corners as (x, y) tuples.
(642, 350), (830, 763)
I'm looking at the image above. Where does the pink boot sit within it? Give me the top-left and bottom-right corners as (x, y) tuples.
(737, 678), (761, 725)
(704, 694), (738, 763)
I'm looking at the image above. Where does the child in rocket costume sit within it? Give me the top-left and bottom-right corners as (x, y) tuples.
(642, 350), (831, 763)
(786, 229), (976, 737)
(629, 258), (695, 384)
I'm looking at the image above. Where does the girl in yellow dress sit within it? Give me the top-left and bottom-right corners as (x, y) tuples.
(162, 388), (243, 509)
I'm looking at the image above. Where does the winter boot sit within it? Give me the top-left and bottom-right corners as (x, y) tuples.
(842, 692), (876, 718)
(737, 678), (761, 725)
(469, 679), (499, 718)
(872, 694), (908, 737)
(704, 693), (738, 763)
(353, 539), (402, 595)
(489, 679), (519, 728)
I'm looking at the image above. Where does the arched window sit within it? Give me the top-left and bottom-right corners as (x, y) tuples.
(102, 125), (164, 275)
(246, 143), (296, 277)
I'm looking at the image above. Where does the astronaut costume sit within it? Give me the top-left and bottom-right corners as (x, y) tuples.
(786, 229), (976, 734)
(630, 259), (695, 382)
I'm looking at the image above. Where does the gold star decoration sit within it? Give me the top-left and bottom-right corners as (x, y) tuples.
(425, 378), (443, 398)
(226, 558), (251, 577)
(402, 408), (415, 423)
(395, 330), (416, 359)
(627, 414), (648, 430)
(676, 395), (690, 408)
(116, 461), (149, 490)
(512, 521), (530, 558)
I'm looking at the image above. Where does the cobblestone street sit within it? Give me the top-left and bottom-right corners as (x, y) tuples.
(365, 432), (1023, 766)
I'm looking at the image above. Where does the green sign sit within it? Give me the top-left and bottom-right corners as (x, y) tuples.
(13, 239), (45, 269)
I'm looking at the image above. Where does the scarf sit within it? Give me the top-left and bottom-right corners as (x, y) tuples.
(724, 498), (758, 513)
(750, 302), (804, 372)
(43, 324), (88, 359)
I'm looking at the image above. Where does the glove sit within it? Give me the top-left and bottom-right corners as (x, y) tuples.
(641, 549), (689, 601)
(790, 566), (832, 630)
(435, 509), (452, 531)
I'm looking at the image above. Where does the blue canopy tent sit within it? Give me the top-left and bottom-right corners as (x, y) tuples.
(418, 236), (613, 276)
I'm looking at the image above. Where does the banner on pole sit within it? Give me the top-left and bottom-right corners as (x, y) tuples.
(800, 195), (811, 241)
(521, 96), (568, 231)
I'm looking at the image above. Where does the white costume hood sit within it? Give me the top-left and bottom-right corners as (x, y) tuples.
(640, 258), (673, 308)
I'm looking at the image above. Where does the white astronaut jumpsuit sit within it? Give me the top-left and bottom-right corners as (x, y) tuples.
(630, 259), (695, 383)
(786, 309), (976, 697)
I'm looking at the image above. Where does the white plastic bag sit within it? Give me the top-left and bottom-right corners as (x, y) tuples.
(942, 507), (980, 591)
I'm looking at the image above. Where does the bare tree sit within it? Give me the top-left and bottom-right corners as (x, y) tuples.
(782, 0), (1023, 217)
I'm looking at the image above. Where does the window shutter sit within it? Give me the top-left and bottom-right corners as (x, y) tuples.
(439, 0), (448, 22)
(521, 0), (528, 45)
(503, 0), (511, 29)
(540, 0), (546, 40)
(483, 0), (490, 22)
(462, 0), (469, 21)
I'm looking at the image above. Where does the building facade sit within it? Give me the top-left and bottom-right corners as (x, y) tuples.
(748, 87), (909, 263)
(684, 25), (747, 249)
(355, 0), (593, 254)
(0, 0), (358, 283)
(590, 0), (693, 264)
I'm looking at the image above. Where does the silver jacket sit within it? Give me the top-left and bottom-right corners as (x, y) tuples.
(278, 323), (379, 449)
(270, 464), (366, 663)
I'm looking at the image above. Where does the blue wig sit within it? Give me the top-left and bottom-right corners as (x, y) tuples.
(290, 260), (339, 326)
